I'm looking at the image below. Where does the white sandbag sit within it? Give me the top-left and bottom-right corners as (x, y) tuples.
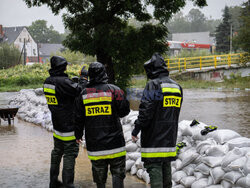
(227, 137), (250, 150)
(178, 148), (199, 168)
(172, 167), (176, 174)
(181, 153), (199, 169)
(178, 120), (192, 133)
(201, 156), (224, 168)
(193, 155), (202, 164)
(125, 160), (135, 171)
(207, 176), (213, 186)
(125, 142), (138, 152)
(130, 164), (137, 175)
(222, 171), (243, 184)
(142, 170), (150, 184)
(136, 169), (143, 179)
(191, 178), (208, 188)
(136, 138), (141, 147)
(205, 145), (229, 156)
(135, 158), (144, 169)
(178, 148), (197, 161)
(193, 172), (207, 180)
(225, 156), (247, 172)
(180, 176), (196, 188)
(172, 171), (187, 183)
(221, 148), (245, 169)
(183, 164), (196, 176)
(182, 126), (193, 136)
(127, 152), (141, 161)
(243, 152), (250, 175)
(206, 185), (222, 188)
(236, 174), (250, 188)
(210, 166), (225, 184)
(221, 180), (233, 188)
(196, 139), (216, 154)
(122, 124), (132, 133)
(209, 129), (241, 144)
(195, 163), (211, 175)
(174, 159), (183, 170)
(172, 185), (185, 188)
(124, 131), (132, 142)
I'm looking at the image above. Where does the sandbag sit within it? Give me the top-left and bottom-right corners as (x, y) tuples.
(205, 145), (229, 157)
(206, 185), (222, 188)
(191, 178), (208, 188)
(196, 139), (216, 154)
(180, 153), (199, 169)
(221, 147), (245, 169)
(183, 164), (196, 176)
(193, 172), (207, 180)
(127, 152), (140, 161)
(209, 129), (241, 144)
(210, 166), (225, 184)
(125, 160), (135, 171)
(125, 142), (138, 152)
(243, 153), (250, 175)
(221, 180), (233, 188)
(227, 137), (250, 150)
(236, 174), (250, 188)
(174, 159), (183, 170)
(130, 164), (137, 175)
(172, 171), (187, 183)
(172, 185), (185, 188)
(135, 158), (144, 169)
(222, 171), (243, 184)
(201, 156), (224, 168)
(136, 169), (143, 179)
(142, 170), (150, 184)
(180, 176), (196, 188)
(195, 163), (211, 175)
(224, 156), (247, 172)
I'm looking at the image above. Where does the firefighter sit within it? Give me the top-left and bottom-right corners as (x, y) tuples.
(43, 56), (82, 188)
(78, 65), (88, 90)
(132, 53), (183, 188)
(74, 62), (130, 188)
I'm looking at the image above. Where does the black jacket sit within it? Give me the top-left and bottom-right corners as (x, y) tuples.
(43, 56), (81, 134)
(74, 62), (130, 160)
(132, 53), (183, 163)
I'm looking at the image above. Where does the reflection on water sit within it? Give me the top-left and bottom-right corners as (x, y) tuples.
(130, 89), (250, 137)
(0, 118), (148, 188)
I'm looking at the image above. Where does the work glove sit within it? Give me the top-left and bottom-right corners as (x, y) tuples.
(176, 142), (187, 153)
(201, 125), (218, 135)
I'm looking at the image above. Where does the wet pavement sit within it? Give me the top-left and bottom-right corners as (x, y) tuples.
(0, 89), (250, 187)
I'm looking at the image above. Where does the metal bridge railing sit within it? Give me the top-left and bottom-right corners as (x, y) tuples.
(165, 53), (243, 72)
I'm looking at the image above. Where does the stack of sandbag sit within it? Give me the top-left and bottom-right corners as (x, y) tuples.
(171, 120), (250, 188)
(9, 88), (53, 131)
(121, 110), (150, 184)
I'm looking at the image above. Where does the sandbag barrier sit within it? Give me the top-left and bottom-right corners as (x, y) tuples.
(9, 89), (250, 187)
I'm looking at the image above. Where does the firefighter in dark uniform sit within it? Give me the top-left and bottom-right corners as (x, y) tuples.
(43, 56), (87, 188)
(74, 62), (130, 188)
(132, 53), (183, 188)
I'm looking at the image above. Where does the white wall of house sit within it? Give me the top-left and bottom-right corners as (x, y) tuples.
(14, 28), (37, 57)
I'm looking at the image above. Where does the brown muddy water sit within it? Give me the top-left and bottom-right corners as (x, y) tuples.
(0, 89), (249, 187)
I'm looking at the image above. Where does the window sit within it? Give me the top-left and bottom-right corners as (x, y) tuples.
(33, 49), (36, 56)
(19, 38), (22, 42)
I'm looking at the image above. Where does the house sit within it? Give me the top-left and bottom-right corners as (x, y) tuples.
(39, 43), (64, 63)
(1, 25), (38, 62)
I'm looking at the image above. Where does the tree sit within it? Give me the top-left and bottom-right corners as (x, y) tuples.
(215, 6), (232, 53)
(24, 0), (207, 88)
(187, 8), (208, 32)
(28, 20), (63, 43)
(167, 12), (190, 34)
(237, 1), (250, 53)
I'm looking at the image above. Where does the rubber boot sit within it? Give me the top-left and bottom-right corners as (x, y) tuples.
(112, 176), (124, 188)
(96, 183), (106, 188)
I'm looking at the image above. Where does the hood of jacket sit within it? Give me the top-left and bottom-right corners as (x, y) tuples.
(144, 53), (169, 79)
(49, 56), (68, 76)
(88, 62), (109, 85)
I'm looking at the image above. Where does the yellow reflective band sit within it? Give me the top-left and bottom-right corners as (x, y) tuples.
(88, 151), (126, 161)
(85, 104), (112, 116)
(141, 151), (177, 158)
(53, 133), (76, 141)
(162, 87), (181, 94)
(83, 96), (112, 104)
(44, 88), (56, 94)
(45, 95), (58, 105)
(163, 96), (181, 108)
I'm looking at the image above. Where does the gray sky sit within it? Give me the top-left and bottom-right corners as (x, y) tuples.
(0, 0), (247, 33)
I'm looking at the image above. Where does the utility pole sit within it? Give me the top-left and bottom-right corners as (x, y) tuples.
(230, 24), (232, 54)
(37, 43), (40, 63)
(23, 38), (26, 65)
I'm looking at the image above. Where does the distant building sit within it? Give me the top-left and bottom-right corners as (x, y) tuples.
(0, 25), (38, 62)
(39, 43), (65, 63)
(169, 31), (215, 56)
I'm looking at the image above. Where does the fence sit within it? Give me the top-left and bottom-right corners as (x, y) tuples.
(165, 53), (243, 72)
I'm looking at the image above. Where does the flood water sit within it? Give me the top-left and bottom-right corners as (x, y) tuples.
(0, 89), (249, 187)
(130, 89), (250, 137)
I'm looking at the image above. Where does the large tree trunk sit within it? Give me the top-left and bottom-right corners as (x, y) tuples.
(96, 49), (115, 84)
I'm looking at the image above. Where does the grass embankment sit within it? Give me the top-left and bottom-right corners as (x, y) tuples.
(0, 63), (83, 92)
(130, 76), (250, 90)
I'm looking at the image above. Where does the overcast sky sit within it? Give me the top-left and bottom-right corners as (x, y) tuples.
(0, 0), (247, 33)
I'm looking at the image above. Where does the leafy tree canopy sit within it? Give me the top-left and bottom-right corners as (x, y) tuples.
(28, 19), (63, 43)
(24, 0), (207, 89)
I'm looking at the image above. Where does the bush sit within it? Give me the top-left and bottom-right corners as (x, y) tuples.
(0, 43), (21, 69)
(239, 53), (250, 67)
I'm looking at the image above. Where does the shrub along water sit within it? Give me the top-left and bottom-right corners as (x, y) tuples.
(0, 43), (21, 69)
(0, 63), (84, 92)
